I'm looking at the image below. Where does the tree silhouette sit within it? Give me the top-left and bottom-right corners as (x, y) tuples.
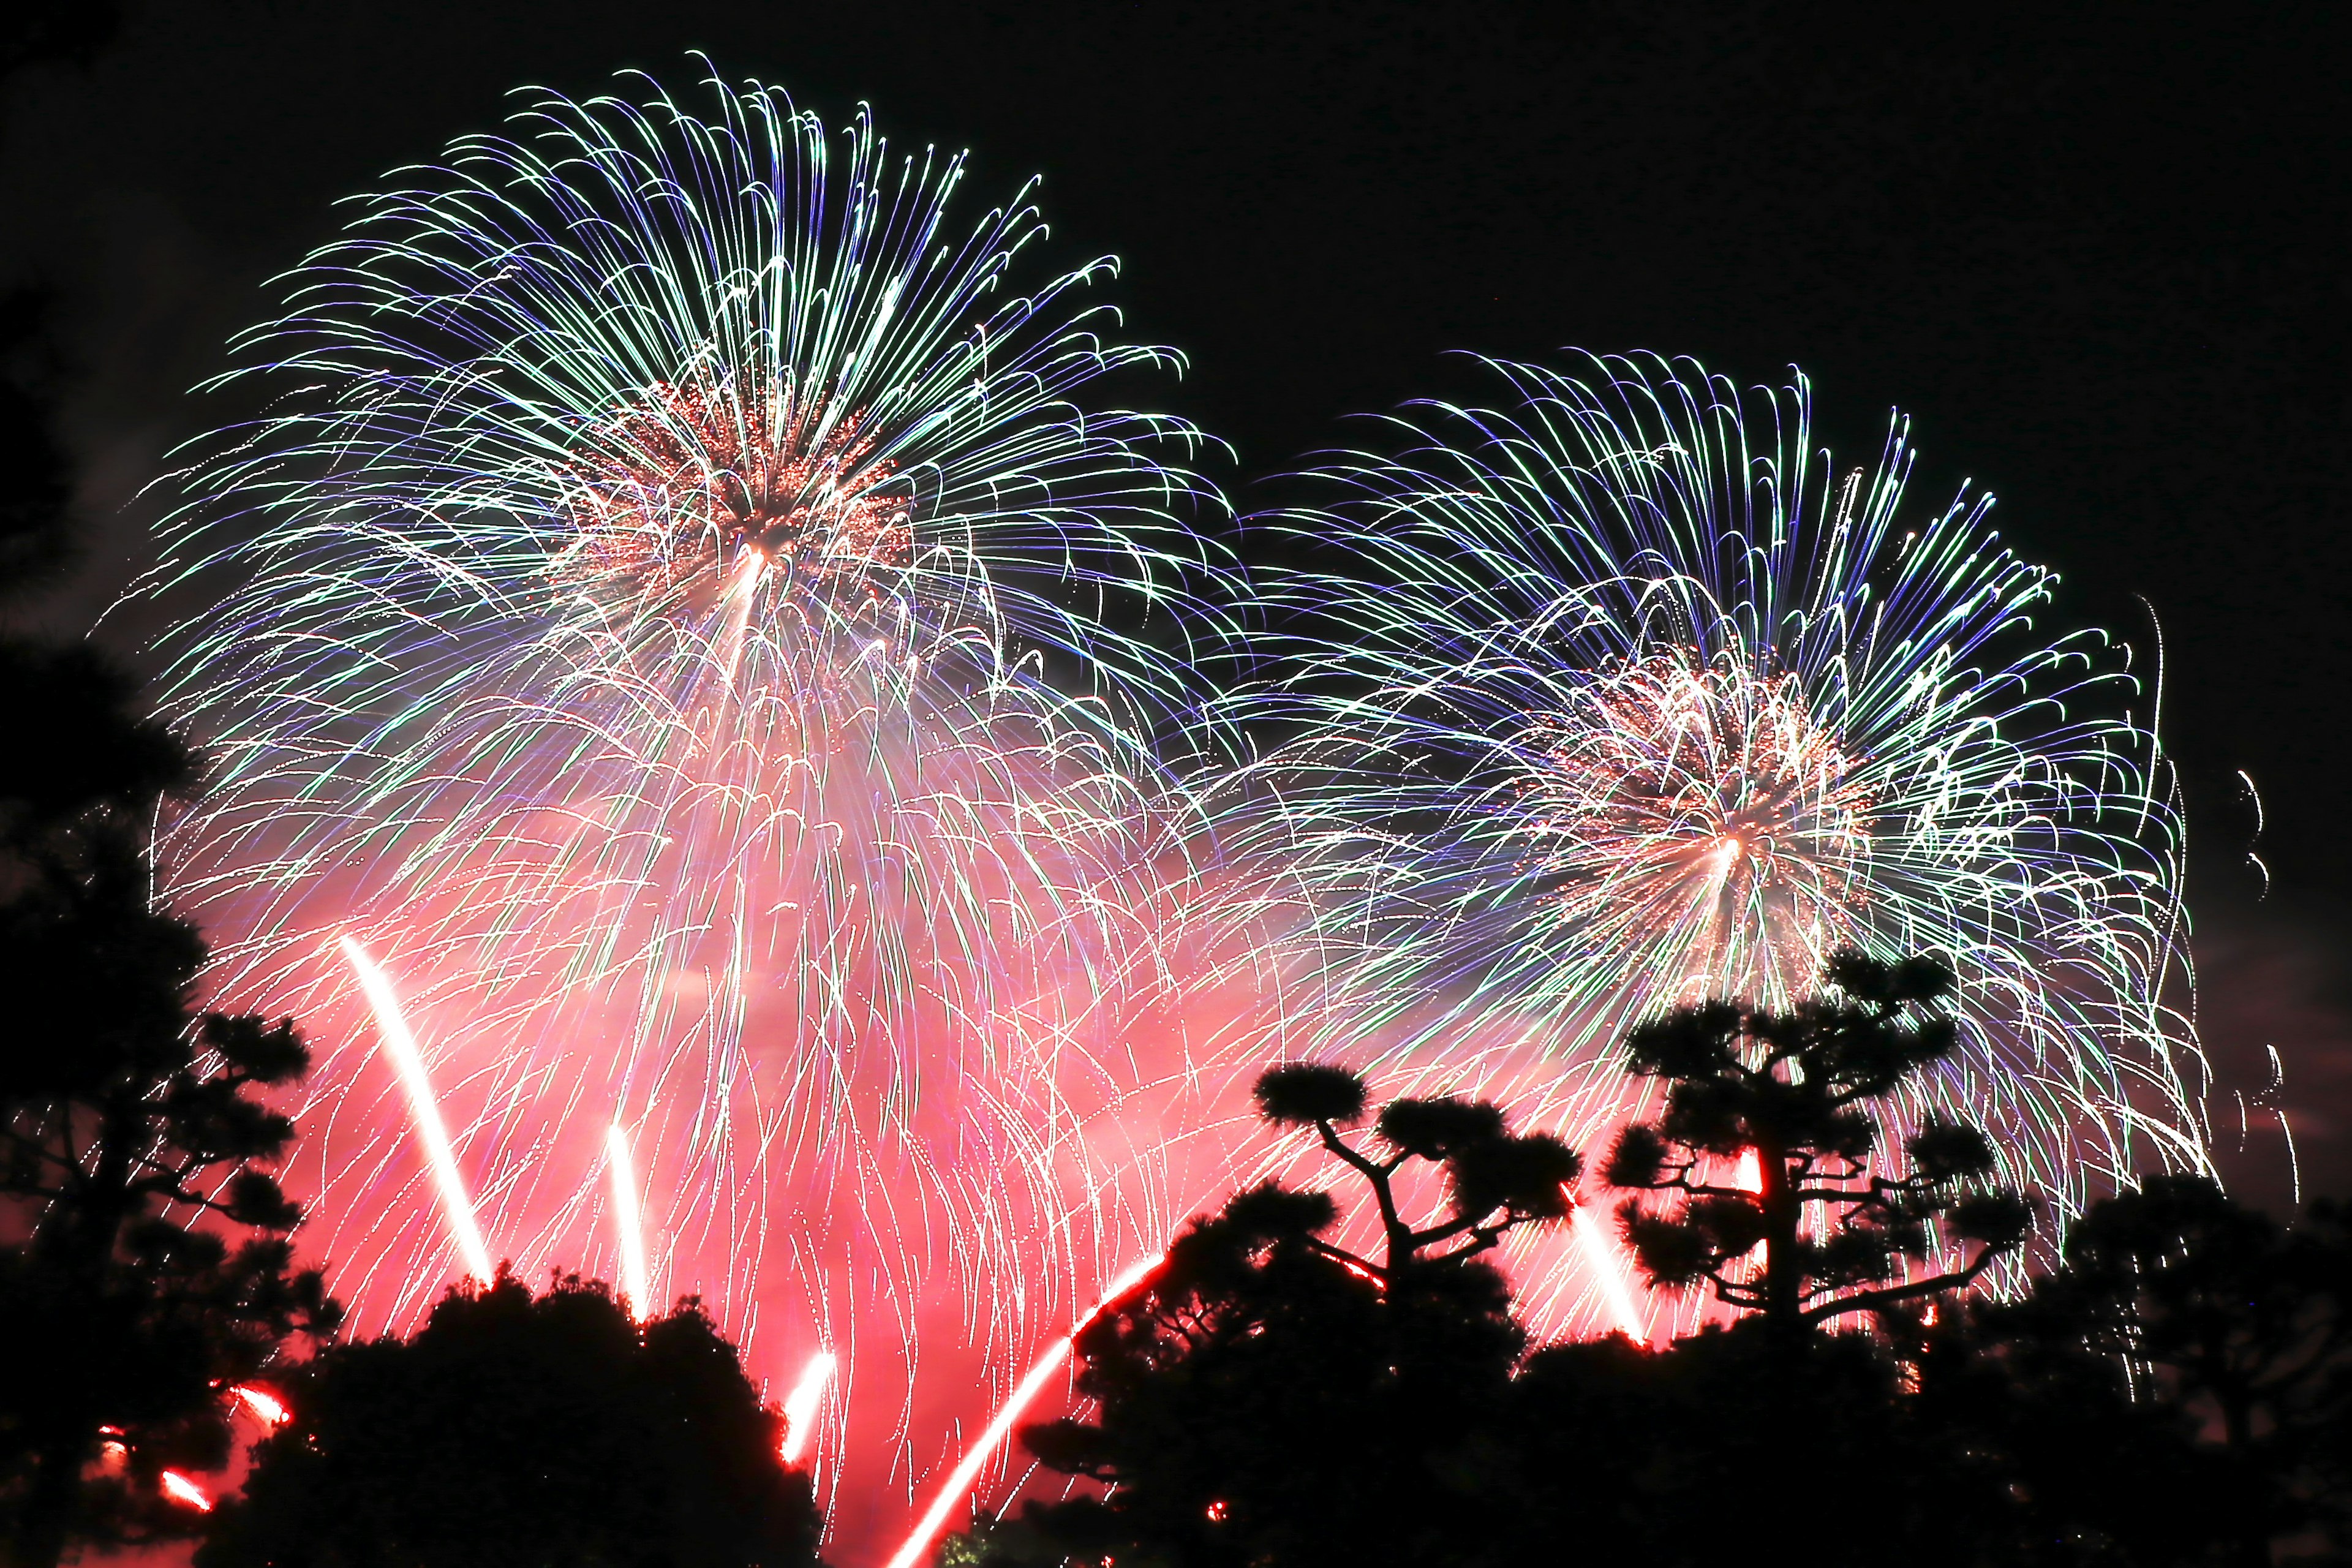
(0, 81), (341, 1552)
(200, 1270), (823, 1568)
(1003, 1066), (1578, 1567)
(1248, 1063), (1581, 1280)
(0, 761), (342, 1561)
(0, 496), (339, 1564)
(1950, 1178), (2352, 1567)
(1501, 1319), (2021, 1568)
(1604, 953), (2030, 1334)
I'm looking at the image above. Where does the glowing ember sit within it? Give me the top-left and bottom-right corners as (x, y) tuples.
(230, 1384), (292, 1428)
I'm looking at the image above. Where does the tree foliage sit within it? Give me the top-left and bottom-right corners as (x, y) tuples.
(1605, 952), (2030, 1331)
(1943, 1178), (2352, 1566)
(0, 263), (339, 1564)
(200, 1270), (824, 1568)
(1499, 1321), (2011, 1568)
(941, 982), (2346, 1568)
(0, 690), (341, 1563)
(998, 1066), (1578, 1567)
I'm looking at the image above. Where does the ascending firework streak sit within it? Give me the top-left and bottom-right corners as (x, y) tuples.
(340, 937), (494, 1286)
(1219, 352), (2207, 1292)
(144, 59), (1229, 1521)
(1568, 1208), (1648, 1344)
(883, 1253), (1166, 1568)
(606, 1122), (652, 1320)
(780, 1352), (837, 1465)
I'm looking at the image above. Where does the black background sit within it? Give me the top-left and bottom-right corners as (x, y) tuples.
(3, 0), (2343, 1205)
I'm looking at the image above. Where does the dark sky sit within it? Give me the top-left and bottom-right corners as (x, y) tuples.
(3, 0), (2345, 1204)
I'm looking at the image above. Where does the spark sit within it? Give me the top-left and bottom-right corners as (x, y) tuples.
(606, 1121), (652, 1321)
(160, 1471), (213, 1512)
(337, 936), (493, 1285)
(884, 1253), (1165, 1568)
(779, 1351), (836, 1464)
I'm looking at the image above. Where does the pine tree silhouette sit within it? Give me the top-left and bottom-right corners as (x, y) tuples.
(1004, 1066), (1578, 1567)
(1604, 953), (2030, 1335)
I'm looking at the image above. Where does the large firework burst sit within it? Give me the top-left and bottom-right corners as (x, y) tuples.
(1218, 353), (2207, 1267)
(144, 64), (1226, 1520)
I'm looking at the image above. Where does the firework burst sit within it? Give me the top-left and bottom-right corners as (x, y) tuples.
(1215, 352), (2207, 1295)
(142, 62), (1227, 1528)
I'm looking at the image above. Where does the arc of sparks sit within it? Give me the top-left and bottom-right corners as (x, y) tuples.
(779, 1351), (837, 1464)
(338, 936), (494, 1285)
(884, 1253), (1166, 1568)
(606, 1121), (652, 1321)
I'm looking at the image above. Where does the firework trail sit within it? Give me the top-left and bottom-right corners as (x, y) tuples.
(1568, 1208), (1649, 1344)
(884, 1251), (1165, 1568)
(606, 1121), (652, 1321)
(143, 62), (1231, 1545)
(340, 936), (493, 1286)
(1208, 352), (2207, 1318)
(159, 1472), (213, 1513)
(781, 1352), (837, 1466)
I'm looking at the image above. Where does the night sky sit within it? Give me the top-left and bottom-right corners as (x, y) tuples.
(2, 1), (2343, 1205)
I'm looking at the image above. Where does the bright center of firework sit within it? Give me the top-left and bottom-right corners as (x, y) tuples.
(560, 371), (911, 613)
(1518, 651), (1872, 1003)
